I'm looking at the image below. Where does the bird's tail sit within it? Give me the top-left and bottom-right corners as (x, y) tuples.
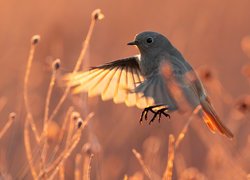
(199, 97), (234, 139)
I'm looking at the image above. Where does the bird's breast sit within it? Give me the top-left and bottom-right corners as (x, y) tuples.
(139, 55), (162, 77)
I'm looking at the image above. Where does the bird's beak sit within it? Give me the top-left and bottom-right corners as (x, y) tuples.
(127, 40), (137, 46)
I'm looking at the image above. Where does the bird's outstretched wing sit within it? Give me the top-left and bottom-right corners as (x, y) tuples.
(63, 56), (154, 109)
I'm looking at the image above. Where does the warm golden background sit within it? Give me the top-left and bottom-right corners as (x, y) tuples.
(0, 0), (250, 179)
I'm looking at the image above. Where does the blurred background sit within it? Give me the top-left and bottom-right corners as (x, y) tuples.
(0, 0), (250, 179)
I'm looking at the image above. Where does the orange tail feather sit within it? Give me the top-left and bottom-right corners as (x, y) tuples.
(200, 98), (234, 139)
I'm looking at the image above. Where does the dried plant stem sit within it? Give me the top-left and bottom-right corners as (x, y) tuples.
(74, 153), (82, 180)
(47, 131), (83, 180)
(52, 107), (74, 156)
(43, 70), (56, 130)
(23, 35), (40, 143)
(83, 154), (94, 180)
(49, 11), (99, 122)
(163, 134), (175, 180)
(175, 105), (202, 149)
(132, 149), (152, 179)
(39, 113), (93, 178)
(24, 116), (38, 180)
(123, 175), (128, 180)
(65, 114), (75, 150)
(24, 38), (36, 115)
(40, 70), (57, 175)
(0, 113), (15, 139)
(59, 164), (65, 180)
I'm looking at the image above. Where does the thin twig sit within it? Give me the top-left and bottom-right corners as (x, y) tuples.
(132, 149), (152, 179)
(74, 153), (82, 180)
(40, 59), (60, 175)
(24, 35), (40, 115)
(83, 153), (94, 180)
(23, 35), (41, 143)
(51, 106), (74, 158)
(59, 164), (65, 180)
(163, 134), (175, 180)
(175, 105), (201, 149)
(0, 112), (16, 139)
(24, 116), (38, 180)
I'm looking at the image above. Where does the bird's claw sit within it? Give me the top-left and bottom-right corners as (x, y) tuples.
(140, 105), (170, 125)
(139, 106), (154, 124)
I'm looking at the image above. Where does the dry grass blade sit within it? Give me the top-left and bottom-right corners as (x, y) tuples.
(49, 9), (104, 121)
(132, 148), (152, 179)
(163, 134), (175, 180)
(0, 112), (16, 139)
(74, 153), (82, 180)
(24, 116), (38, 180)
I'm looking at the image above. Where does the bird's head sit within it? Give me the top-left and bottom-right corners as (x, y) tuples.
(127, 31), (173, 56)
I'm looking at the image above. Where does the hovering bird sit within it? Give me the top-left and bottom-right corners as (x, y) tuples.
(64, 31), (233, 139)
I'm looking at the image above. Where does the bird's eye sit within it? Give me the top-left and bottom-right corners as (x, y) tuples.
(146, 37), (153, 44)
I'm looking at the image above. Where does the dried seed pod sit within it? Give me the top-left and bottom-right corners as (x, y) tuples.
(92, 9), (104, 21)
(31, 35), (40, 45)
(197, 66), (215, 82)
(52, 58), (61, 71)
(9, 112), (16, 120)
(71, 111), (81, 121)
(82, 143), (93, 155)
(76, 118), (83, 129)
(235, 95), (250, 114)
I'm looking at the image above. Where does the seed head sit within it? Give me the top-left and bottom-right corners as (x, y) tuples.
(82, 143), (93, 155)
(92, 9), (104, 21)
(198, 66), (214, 82)
(9, 112), (16, 120)
(235, 95), (250, 114)
(76, 118), (83, 129)
(71, 111), (80, 121)
(52, 59), (61, 71)
(31, 35), (40, 45)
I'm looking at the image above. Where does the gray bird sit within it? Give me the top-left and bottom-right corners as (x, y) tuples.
(64, 31), (233, 139)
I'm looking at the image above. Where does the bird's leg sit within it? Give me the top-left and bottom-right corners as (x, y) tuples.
(140, 104), (170, 124)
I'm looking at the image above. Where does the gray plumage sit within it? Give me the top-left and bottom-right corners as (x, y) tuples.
(64, 31), (233, 139)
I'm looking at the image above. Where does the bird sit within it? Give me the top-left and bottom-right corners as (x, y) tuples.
(63, 31), (234, 139)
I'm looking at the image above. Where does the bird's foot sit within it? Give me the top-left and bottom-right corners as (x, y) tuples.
(140, 105), (170, 124)
(139, 106), (155, 123)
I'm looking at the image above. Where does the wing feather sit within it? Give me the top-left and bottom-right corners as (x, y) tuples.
(63, 56), (151, 108)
